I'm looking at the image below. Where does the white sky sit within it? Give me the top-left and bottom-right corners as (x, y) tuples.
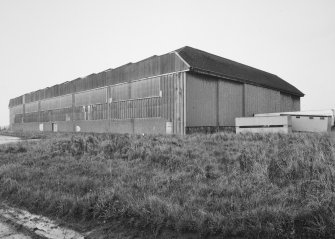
(0, 0), (334, 126)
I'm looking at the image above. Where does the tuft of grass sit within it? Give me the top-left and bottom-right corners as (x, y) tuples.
(0, 132), (335, 238)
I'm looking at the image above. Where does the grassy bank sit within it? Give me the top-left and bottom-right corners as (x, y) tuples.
(0, 132), (335, 238)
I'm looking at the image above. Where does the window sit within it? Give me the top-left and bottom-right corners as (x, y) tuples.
(41, 95), (72, 110)
(110, 77), (160, 102)
(75, 88), (107, 106)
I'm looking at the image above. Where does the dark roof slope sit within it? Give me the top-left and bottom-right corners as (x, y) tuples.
(176, 46), (304, 96)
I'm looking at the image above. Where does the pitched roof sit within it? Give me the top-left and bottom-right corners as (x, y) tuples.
(176, 46), (304, 96)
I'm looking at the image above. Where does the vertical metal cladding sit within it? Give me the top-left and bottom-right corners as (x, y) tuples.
(219, 80), (244, 126)
(185, 74), (298, 128)
(109, 77), (162, 120)
(41, 95), (72, 111)
(9, 105), (23, 125)
(245, 84), (281, 116)
(40, 108), (72, 122)
(161, 72), (185, 134)
(8, 52), (189, 133)
(24, 112), (39, 123)
(292, 97), (300, 111)
(280, 93), (300, 112)
(25, 101), (39, 113)
(186, 73), (217, 127)
(75, 88), (107, 107)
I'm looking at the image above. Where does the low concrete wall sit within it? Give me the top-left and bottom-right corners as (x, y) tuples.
(75, 120), (110, 133)
(291, 116), (331, 132)
(11, 118), (169, 134)
(255, 113), (332, 133)
(236, 116), (292, 134)
(12, 122), (40, 132)
(134, 118), (167, 134)
(56, 121), (74, 132)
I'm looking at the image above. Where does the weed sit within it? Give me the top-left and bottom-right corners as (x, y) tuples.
(0, 132), (334, 238)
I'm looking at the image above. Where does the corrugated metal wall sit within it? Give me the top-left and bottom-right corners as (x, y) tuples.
(40, 108), (72, 122)
(14, 114), (23, 124)
(186, 73), (217, 127)
(106, 53), (188, 86)
(293, 97), (300, 111)
(25, 102), (39, 113)
(9, 52), (187, 108)
(11, 73), (185, 134)
(280, 93), (300, 112)
(41, 95), (72, 111)
(109, 98), (161, 119)
(75, 88), (107, 107)
(74, 104), (107, 121)
(161, 72), (185, 134)
(10, 106), (23, 125)
(24, 112), (39, 123)
(219, 80), (244, 126)
(9, 52), (189, 132)
(245, 84), (281, 116)
(9, 105), (23, 115)
(186, 74), (299, 128)
(8, 96), (23, 107)
(10, 50), (303, 134)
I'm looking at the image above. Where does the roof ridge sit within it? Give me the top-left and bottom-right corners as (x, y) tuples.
(177, 46), (303, 96)
(178, 46), (278, 78)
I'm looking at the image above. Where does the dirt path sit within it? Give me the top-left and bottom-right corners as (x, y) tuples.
(0, 204), (84, 239)
(0, 217), (31, 239)
(0, 136), (21, 145)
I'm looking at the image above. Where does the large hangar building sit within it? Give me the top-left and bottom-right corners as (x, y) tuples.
(8, 46), (304, 135)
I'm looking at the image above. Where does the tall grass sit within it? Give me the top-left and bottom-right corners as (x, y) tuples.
(0, 132), (335, 238)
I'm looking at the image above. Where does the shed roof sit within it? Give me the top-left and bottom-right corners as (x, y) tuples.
(176, 46), (304, 96)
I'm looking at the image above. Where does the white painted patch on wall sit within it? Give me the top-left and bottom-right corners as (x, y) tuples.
(166, 122), (173, 134)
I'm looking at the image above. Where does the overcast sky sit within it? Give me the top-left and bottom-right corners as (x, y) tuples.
(0, 0), (334, 126)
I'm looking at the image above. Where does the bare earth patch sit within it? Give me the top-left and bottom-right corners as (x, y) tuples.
(0, 203), (84, 239)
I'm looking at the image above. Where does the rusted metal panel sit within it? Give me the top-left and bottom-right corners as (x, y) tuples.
(219, 80), (244, 126)
(245, 84), (281, 116)
(186, 73), (217, 127)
